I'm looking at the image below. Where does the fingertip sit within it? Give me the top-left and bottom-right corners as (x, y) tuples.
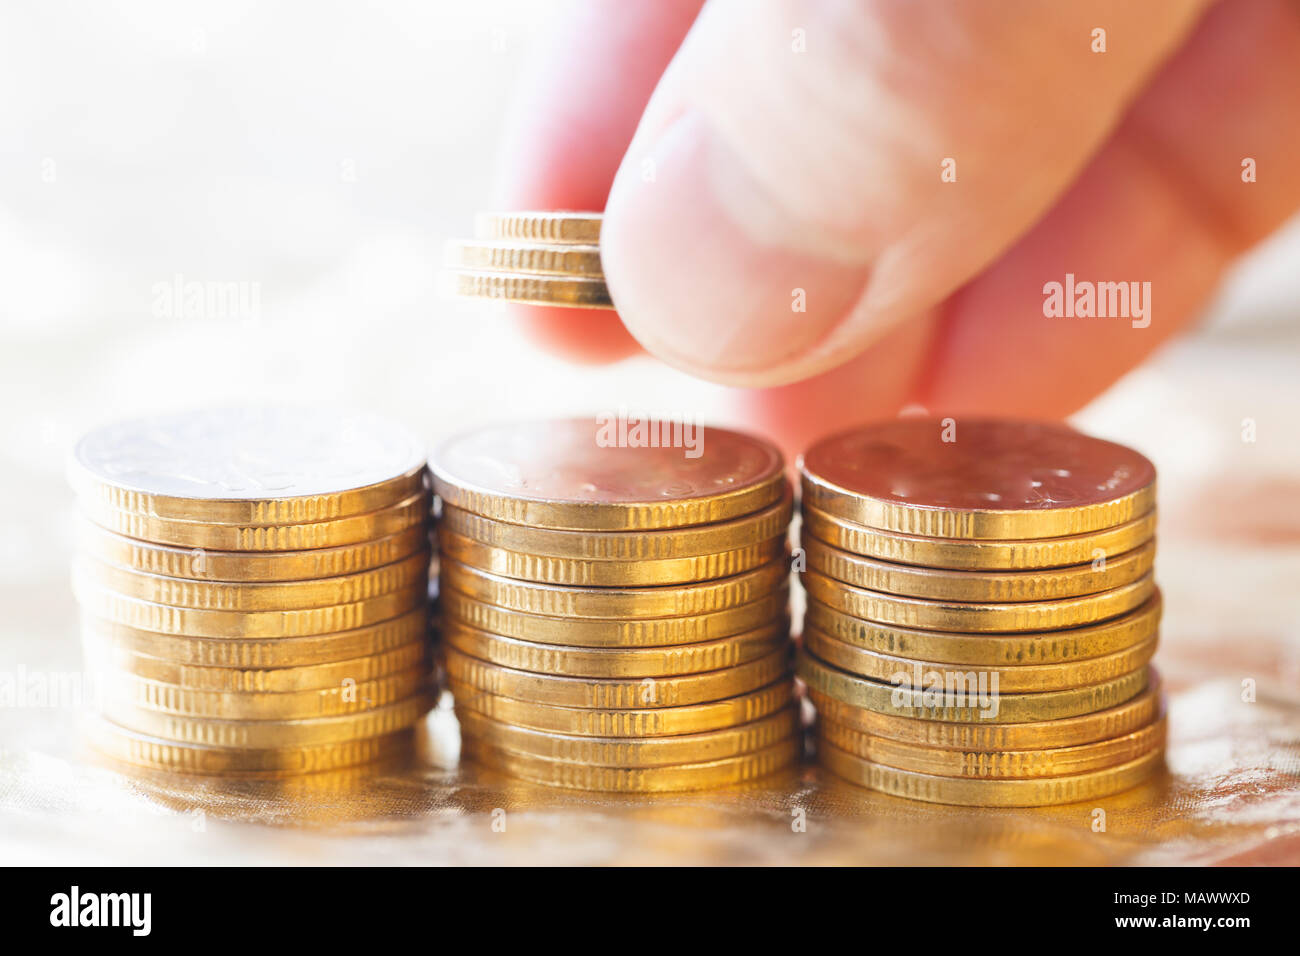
(493, 0), (705, 210)
(488, 1), (705, 370)
(602, 111), (872, 386)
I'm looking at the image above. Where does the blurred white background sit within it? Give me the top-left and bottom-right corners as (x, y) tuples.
(1, 1), (741, 603)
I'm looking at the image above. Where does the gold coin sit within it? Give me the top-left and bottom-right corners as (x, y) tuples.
(806, 675), (1162, 750)
(75, 465), (429, 527)
(441, 489), (792, 560)
(442, 617), (788, 678)
(449, 680), (794, 737)
(464, 736), (799, 792)
(817, 739), (1164, 806)
(802, 569), (1155, 632)
(105, 669), (430, 720)
(444, 645), (790, 709)
(445, 270), (613, 309)
(438, 528), (785, 586)
(81, 607), (429, 668)
(796, 649), (1148, 723)
(82, 492), (431, 551)
(457, 706), (800, 768)
(101, 693), (434, 747)
(440, 557), (788, 619)
(803, 536), (1155, 602)
(431, 419), (785, 531)
(801, 420), (1157, 540)
(801, 626), (1158, 693)
(76, 550), (430, 611)
(804, 592), (1161, 666)
(440, 586), (788, 648)
(77, 520), (430, 583)
(475, 210), (602, 244)
(88, 720), (416, 777)
(819, 711), (1166, 779)
(443, 239), (603, 276)
(84, 640), (428, 692)
(73, 578), (427, 638)
(801, 506), (1157, 571)
(69, 407), (429, 526)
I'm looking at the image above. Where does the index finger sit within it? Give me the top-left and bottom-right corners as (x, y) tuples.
(492, 0), (704, 362)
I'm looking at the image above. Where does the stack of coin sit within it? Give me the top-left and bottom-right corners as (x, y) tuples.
(442, 211), (613, 309)
(432, 418), (801, 791)
(69, 407), (436, 778)
(796, 419), (1166, 806)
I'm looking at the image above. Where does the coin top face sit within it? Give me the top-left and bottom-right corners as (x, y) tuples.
(803, 419), (1155, 512)
(73, 407), (426, 500)
(433, 419), (782, 507)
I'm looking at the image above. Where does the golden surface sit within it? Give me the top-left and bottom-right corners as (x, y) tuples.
(806, 683), (1165, 751)
(455, 706), (800, 768)
(98, 694), (436, 748)
(803, 594), (1160, 666)
(803, 537), (1156, 602)
(442, 618), (787, 678)
(430, 420), (786, 532)
(801, 507), (1158, 571)
(443, 240), (603, 276)
(441, 493), (792, 560)
(445, 270), (614, 309)
(74, 581), (428, 638)
(84, 641), (428, 692)
(440, 587), (790, 648)
(445, 645), (790, 709)
(106, 669), (431, 720)
(474, 210), (603, 244)
(817, 739), (1166, 807)
(81, 492), (431, 551)
(439, 527), (785, 586)
(78, 522), (432, 583)
(87, 722), (417, 778)
(72, 464), (429, 528)
(450, 681), (794, 737)
(804, 569), (1155, 632)
(797, 651), (1148, 723)
(82, 609), (430, 667)
(464, 736), (800, 793)
(801, 470), (1156, 541)
(76, 550), (431, 611)
(441, 557), (789, 619)
(802, 626), (1158, 692)
(819, 712), (1166, 779)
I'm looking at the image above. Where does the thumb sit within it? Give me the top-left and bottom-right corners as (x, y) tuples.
(600, 0), (1210, 387)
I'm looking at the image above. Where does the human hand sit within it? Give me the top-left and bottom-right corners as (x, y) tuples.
(494, 0), (1300, 455)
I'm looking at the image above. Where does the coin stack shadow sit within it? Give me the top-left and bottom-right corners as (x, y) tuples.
(70, 409), (436, 778)
(796, 420), (1166, 807)
(432, 419), (802, 792)
(442, 211), (613, 310)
